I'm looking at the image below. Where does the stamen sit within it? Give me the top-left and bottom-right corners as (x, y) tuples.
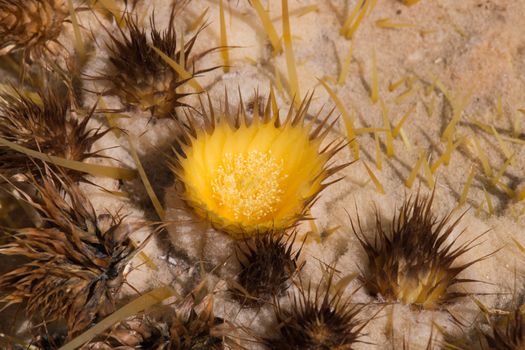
(211, 150), (287, 221)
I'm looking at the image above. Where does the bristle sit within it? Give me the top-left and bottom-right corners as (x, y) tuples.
(483, 308), (525, 349)
(169, 294), (226, 350)
(405, 150), (425, 188)
(0, 81), (109, 182)
(370, 49), (379, 104)
(444, 306), (525, 349)
(129, 140), (165, 220)
(250, 0), (282, 54)
(319, 78), (360, 160)
(392, 104), (415, 138)
(402, 0), (421, 5)
(337, 40), (354, 86)
(0, 171), (143, 338)
(380, 98), (394, 157)
(375, 18), (414, 29)
(352, 191), (487, 309)
(265, 270), (366, 349)
(341, 0), (375, 39)
(103, 11), (216, 118)
(230, 230), (303, 307)
(219, 0), (230, 73)
(364, 161), (385, 194)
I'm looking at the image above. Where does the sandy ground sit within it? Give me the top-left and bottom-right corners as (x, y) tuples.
(1, 0), (525, 349)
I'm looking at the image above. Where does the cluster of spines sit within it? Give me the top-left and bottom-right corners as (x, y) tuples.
(352, 191), (487, 309)
(101, 9), (217, 119)
(230, 230), (304, 307)
(264, 270), (367, 349)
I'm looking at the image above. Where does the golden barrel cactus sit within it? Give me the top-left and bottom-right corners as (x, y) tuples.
(170, 93), (348, 238)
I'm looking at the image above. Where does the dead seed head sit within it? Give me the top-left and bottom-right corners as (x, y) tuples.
(352, 191), (485, 309)
(231, 230), (303, 307)
(83, 294), (227, 350)
(0, 173), (139, 337)
(81, 315), (168, 349)
(0, 0), (68, 60)
(169, 294), (226, 350)
(0, 82), (109, 182)
(103, 11), (213, 118)
(265, 272), (365, 350)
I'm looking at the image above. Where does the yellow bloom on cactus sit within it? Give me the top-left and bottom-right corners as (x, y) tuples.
(170, 93), (347, 238)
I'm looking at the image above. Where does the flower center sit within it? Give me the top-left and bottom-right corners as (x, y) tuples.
(211, 150), (286, 221)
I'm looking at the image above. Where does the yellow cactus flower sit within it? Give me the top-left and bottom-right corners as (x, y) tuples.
(170, 93), (347, 238)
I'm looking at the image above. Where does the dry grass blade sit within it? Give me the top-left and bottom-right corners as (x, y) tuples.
(282, 0), (300, 104)
(0, 136), (136, 180)
(219, 0), (230, 72)
(78, 313), (169, 349)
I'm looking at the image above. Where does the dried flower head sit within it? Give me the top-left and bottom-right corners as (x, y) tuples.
(352, 191), (486, 309)
(170, 93), (347, 238)
(0, 83), (109, 181)
(103, 11), (215, 118)
(82, 294), (230, 350)
(230, 230), (304, 307)
(0, 173), (142, 337)
(80, 314), (168, 349)
(265, 271), (366, 349)
(0, 0), (68, 60)
(169, 294), (226, 350)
